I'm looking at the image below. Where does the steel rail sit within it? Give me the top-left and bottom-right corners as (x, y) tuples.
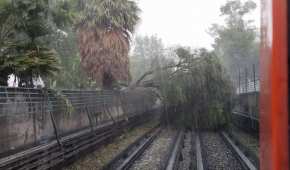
(102, 125), (160, 170)
(164, 130), (185, 170)
(195, 132), (204, 170)
(106, 127), (161, 170)
(232, 111), (259, 122)
(220, 131), (257, 170)
(225, 130), (259, 167)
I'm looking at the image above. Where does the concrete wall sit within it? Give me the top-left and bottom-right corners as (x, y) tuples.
(0, 87), (158, 156)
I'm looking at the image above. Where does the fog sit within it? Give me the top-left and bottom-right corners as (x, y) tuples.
(135, 0), (261, 49)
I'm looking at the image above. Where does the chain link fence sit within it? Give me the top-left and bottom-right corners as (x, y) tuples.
(0, 87), (158, 157)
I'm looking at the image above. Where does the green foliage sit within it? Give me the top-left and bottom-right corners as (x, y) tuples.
(209, 0), (259, 78)
(0, 0), (74, 87)
(155, 48), (233, 129)
(130, 35), (167, 82)
(77, 0), (140, 34)
(50, 0), (75, 28)
(2, 43), (60, 75)
(0, 0), (139, 89)
(44, 29), (96, 89)
(73, 0), (140, 88)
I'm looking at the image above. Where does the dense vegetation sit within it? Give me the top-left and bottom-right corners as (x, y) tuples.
(130, 35), (169, 83)
(76, 0), (140, 88)
(209, 0), (259, 80)
(0, 0), (63, 87)
(0, 0), (259, 129)
(132, 46), (233, 129)
(129, 0), (259, 129)
(0, 0), (140, 89)
(159, 48), (233, 129)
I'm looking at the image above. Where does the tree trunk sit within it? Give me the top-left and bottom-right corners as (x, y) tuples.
(0, 73), (8, 86)
(19, 75), (34, 88)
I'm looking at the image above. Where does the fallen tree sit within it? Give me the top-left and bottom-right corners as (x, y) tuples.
(132, 47), (234, 130)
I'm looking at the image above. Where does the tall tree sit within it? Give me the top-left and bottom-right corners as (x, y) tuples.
(130, 35), (166, 82)
(76, 0), (140, 89)
(0, 0), (16, 86)
(41, 0), (96, 89)
(209, 0), (259, 79)
(45, 29), (96, 89)
(0, 0), (72, 87)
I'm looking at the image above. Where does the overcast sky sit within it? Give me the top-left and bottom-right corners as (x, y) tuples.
(134, 0), (260, 49)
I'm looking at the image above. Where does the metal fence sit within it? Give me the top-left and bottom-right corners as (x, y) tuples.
(233, 65), (259, 123)
(0, 87), (158, 156)
(237, 78), (260, 94)
(236, 65), (260, 94)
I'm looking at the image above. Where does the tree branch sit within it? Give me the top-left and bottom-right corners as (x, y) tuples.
(133, 62), (182, 87)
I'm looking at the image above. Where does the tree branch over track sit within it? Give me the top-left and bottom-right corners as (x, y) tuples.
(132, 62), (183, 87)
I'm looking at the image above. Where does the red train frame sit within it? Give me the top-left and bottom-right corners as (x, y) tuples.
(260, 0), (289, 169)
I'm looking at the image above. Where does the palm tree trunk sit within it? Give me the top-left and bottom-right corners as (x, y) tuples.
(0, 73), (8, 86)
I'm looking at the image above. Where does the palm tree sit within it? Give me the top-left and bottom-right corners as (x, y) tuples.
(76, 0), (140, 89)
(0, 0), (68, 87)
(0, 0), (18, 86)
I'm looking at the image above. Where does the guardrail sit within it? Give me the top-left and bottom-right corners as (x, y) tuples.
(232, 111), (259, 133)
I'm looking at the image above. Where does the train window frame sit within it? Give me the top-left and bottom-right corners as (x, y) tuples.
(287, 1), (289, 165)
(260, 0), (289, 169)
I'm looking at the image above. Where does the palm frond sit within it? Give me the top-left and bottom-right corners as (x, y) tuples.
(78, 0), (140, 34)
(77, 0), (140, 88)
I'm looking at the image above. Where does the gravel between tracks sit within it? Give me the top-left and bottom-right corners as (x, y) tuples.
(230, 127), (259, 168)
(191, 132), (197, 170)
(179, 132), (192, 170)
(200, 132), (244, 170)
(130, 129), (176, 170)
(231, 127), (259, 157)
(63, 121), (158, 170)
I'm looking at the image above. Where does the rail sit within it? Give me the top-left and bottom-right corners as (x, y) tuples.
(221, 132), (257, 170)
(106, 127), (161, 170)
(165, 130), (185, 170)
(232, 111), (259, 133)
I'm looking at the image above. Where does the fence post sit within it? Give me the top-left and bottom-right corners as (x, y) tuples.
(45, 90), (63, 147)
(249, 64), (256, 129)
(253, 64), (256, 92)
(238, 68), (241, 94)
(245, 68), (248, 93)
(86, 106), (95, 132)
(28, 89), (37, 144)
(49, 111), (63, 147)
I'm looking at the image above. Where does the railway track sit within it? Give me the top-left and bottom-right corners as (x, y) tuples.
(103, 128), (182, 170)
(226, 128), (259, 168)
(162, 129), (258, 170)
(165, 130), (185, 170)
(102, 127), (257, 170)
(197, 131), (257, 170)
(102, 126), (162, 170)
(2, 116), (257, 170)
(0, 114), (154, 170)
(129, 129), (180, 170)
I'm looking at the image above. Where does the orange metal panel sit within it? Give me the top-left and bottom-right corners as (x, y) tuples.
(260, 0), (289, 169)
